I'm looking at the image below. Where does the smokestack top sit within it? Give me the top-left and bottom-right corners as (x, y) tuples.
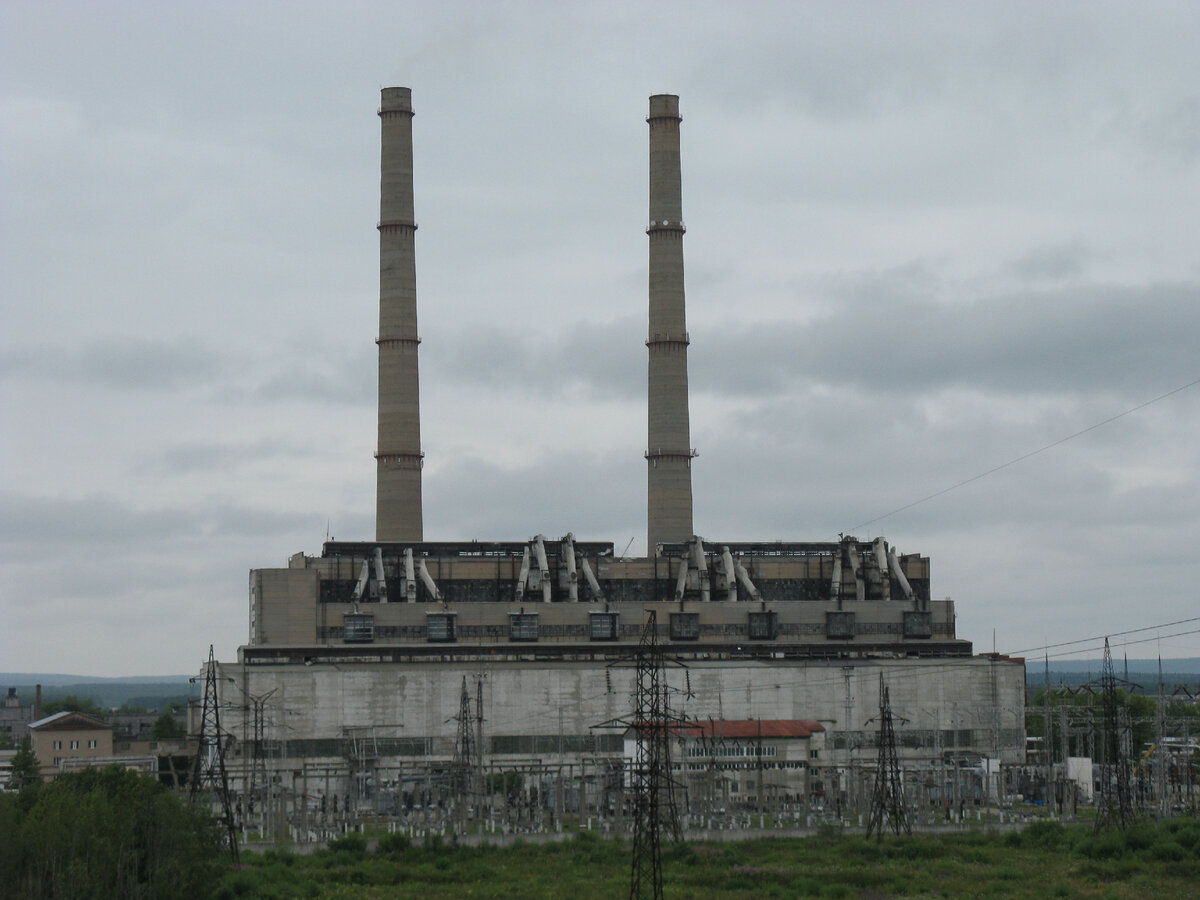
(380, 86), (413, 114)
(648, 94), (680, 120)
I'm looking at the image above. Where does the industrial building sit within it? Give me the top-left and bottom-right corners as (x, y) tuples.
(209, 89), (1024, 831)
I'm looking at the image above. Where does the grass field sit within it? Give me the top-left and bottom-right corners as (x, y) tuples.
(212, 817), (1200, 899)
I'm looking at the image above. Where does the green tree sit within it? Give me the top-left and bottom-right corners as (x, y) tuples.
(151, 711), (185, 740)
(41, 694), (105, 717)
(8, 739), (41, 789)
(0, 765), (225, 899)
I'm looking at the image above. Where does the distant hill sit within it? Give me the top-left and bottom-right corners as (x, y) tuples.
(0, 674), (197, 712)
(0, 673), (194, 686)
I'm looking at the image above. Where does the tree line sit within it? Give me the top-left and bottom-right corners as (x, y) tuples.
(0, 766), (224, 899)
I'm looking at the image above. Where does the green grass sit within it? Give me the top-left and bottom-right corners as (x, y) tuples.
(212, 817), (1200, 899)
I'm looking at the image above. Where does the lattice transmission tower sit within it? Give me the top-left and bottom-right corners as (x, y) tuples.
(190, 645), (240, 862)
(451, 675), (479, 830)
(628, 610), (684, 900)
(1095, 637), (1134, 831)
(866, 673), (911, 840)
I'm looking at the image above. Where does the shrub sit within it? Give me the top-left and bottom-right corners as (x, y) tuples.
(815, 821), (843, 841)
(326, 831), (368, 857)
(376, 831), (411, 855)
(1122, 823), (1156, 852)
(1077, 832), (1126, 861)
(1150, 841), (1186, 862)
(1021, 819), (1066, 850)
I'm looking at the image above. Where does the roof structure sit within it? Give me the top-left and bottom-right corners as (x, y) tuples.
(677, 719), (826, 740)
(28, 711), (110, 732)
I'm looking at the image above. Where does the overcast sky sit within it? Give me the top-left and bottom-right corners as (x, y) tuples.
(2, 2), (1198, 677)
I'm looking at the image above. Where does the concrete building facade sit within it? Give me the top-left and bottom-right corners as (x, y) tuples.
(28, 711), (114, 779)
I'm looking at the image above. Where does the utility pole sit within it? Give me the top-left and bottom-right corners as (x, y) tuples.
(1043, 655), (1052, 811)
(951, 702), (960, 823)
(1058, 702), (1070, 819)
(474, 672), (487, 824)
(755, 718), (765, 827)
(1156, 656), (1167, 819)
(841, 666), (854, 822)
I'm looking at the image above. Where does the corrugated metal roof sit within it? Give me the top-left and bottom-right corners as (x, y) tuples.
(679, 719), (825, 739)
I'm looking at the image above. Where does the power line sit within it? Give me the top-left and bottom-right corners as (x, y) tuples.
(1007, 617), (1200, 657)
(845, 376), (1200, 533)
(1036, 629), (1200, 662)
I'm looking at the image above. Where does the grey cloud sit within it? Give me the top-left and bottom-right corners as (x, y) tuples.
(424, 452), (642, 544)
(1140, 97), (1200, 165)
(425, 279), (1198, 404)
(1, 337), (226, 391)
(0, 490), (336, 548)
(688, 383), (1200, 541)
(428, 316), (644, 401)
(1006, 243), (1091, 282)
(1, 336), (376, 407)
(0, 492), (201, 544)
(147, 438), (306, 475)
(691, 280), (1200, 398)
(245, 353), (375, 406)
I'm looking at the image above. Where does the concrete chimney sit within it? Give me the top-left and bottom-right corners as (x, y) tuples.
(645, 94), (695, 551)
(376, 87), (424, 542)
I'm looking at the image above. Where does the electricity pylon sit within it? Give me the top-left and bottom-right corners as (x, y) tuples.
(1095, 638), (1133, 831)
(866, 673), (911, 840)
(190, 645), (240, 862)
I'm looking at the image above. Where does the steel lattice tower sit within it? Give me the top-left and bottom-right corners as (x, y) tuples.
(866, 674), (911, 840)
(1095, 638), (1134, 831)
(190, 645), (240, 862)
(452, 675), (478, 827)
(629, 610), (681, 900)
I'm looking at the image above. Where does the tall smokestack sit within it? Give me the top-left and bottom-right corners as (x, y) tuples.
(645, 94), (695, 551)
(376, 87), (424, 542)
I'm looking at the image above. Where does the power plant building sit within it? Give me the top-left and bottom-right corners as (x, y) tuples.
(215, 89), (1024, 820)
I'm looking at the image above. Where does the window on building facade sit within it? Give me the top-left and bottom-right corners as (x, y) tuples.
(825, 610), (855, 639)
(53, 740), (62, 751)
(509, 613), (538, 642)
(343, 613), (375, 643)
(88, 739), (97, 749)
(669, 612), (700, 641)
(903, 611), (933, 638)
(748, 611), (777, 640)
(426, 613), (456, 643)
(70, 740), (79, 750)
(589, 612), (619, 641)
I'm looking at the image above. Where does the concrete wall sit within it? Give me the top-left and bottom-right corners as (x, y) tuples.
(31, 724), (114, 778)
(217, 655), (1024, 766)
(251, 568), (319, 645)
